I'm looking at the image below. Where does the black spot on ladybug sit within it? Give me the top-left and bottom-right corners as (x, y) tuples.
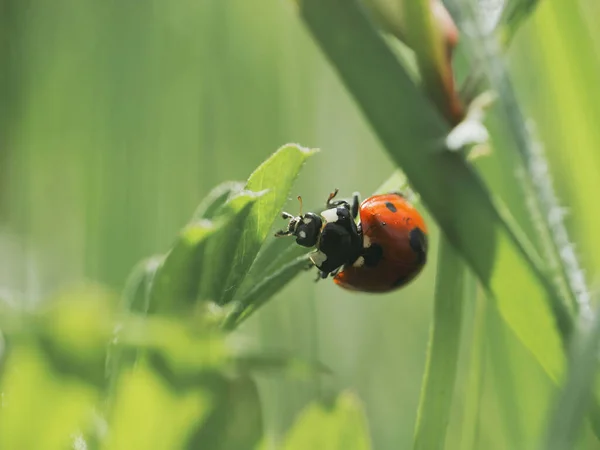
(392, 274), (408, 288)
(409, 227), (427, 265)
(363, 243), (384, 267)
(385, 202), (397, 213)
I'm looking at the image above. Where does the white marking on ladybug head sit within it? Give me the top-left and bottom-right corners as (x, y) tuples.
(353, 256), (365, 268)
(320, 207), (338, 224)
(298, 230), (307, 239)
(304, 217), (313, 225)
(310, 250), (328, 267)
(363, 234), (371, 248)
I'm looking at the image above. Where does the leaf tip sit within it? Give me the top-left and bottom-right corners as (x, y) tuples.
(279, 143), (320, 156)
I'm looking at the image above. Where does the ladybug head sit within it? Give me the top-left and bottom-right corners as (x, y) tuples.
(275, 211), (323, 247)
(274, 197), (325, 247)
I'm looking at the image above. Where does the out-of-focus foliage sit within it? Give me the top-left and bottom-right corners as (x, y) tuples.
(2, 0), (600, 449)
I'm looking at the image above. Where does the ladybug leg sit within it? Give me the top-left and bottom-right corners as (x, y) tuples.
(350, 192), (360, 219)
(326, 188), (357, 212)
(303, 260), (314, 271)
(314, 269), (329, 282)
(325, 189), (340, 208)
(328, 267), (341, 278)
(274, 211), (297, 237)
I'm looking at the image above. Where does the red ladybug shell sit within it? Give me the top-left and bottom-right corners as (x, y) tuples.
(333, 193), (428, 293)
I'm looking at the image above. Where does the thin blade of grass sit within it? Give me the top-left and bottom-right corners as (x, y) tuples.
(413, 238), (466, 450)
(457, 287), (487, 450)
(497, 0), (541, 46)
(540, 310), (600, 450)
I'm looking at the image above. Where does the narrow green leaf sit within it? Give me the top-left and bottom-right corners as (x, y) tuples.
(192, 181), (245, 221)
(413, 238), (466, 450)
(122, 256), (163, 314)
(222, 253), (311, 330)
(497, 0), (541, 46)
(298, 0), (575, 417)
(541, 310), (600, 450)
(218, 144), (318, 305)
(280, 391), (372, 450)
(237, 236), (310, 296)
(197, 190), (264, 304)
(149, 220), (216, 314)
(457, 286), (487, 450)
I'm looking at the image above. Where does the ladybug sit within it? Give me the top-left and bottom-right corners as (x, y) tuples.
(274, 189), (428, 293)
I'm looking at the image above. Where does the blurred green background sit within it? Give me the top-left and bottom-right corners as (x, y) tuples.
(2, 1), (600, 449)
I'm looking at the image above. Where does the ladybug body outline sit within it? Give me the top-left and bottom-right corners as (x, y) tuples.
(274, 190), (428, 293)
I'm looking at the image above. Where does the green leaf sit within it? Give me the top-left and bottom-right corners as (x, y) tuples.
(540, 311), (600, 450)
(217, 144), (318, 306)
(297, 0), (574, 419)
(116, 315), (229, 380)
(149, 220), (216, 314)
(222, 253), (311, 330)
(122, 256), (163, 314)
(103, 362), (212, 450)
(0, 344), (99, 450)
(36, 286), (116, 387)
(192, 181), (245, 221)
(236, 235), (309, 297)
(455, 282), (487, 450)
(497, 0), (541, 46)
(197, 190), (265, 304)
(413, 238), (466, 450)
(279, 391), (372, 450)
(186, 375), (263, 450)
(0, 287), (115, 450)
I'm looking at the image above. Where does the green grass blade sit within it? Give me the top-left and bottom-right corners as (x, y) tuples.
(218, 144), (318, 305)
(457, 287), (487, 450)
(413, 238), (466, 450)
(540, 311), (600, 450)
(297, 0), (574, 412)
(149, 220), (216, 314)
(497, 0), (541, 46)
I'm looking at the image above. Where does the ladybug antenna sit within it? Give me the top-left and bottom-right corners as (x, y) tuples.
(297, 195), (303, 216)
